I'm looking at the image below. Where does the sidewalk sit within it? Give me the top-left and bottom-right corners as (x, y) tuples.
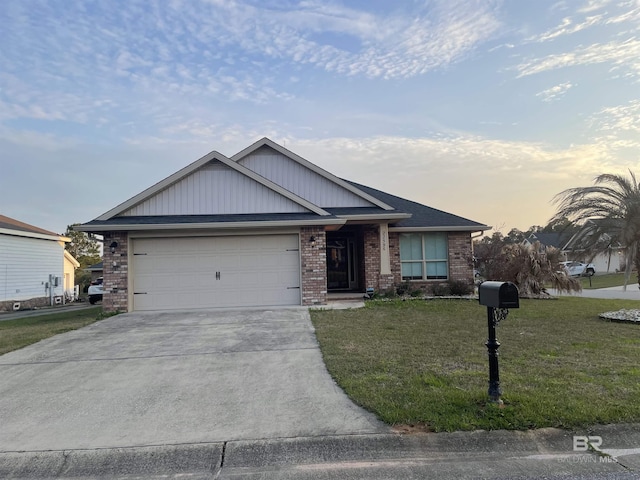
(549, 284), (640, 301)
(2, 424), (639, 479)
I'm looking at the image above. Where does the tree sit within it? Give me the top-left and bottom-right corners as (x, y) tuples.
(474, 237), (581, 296)
(552, 171), (640, 290)
(64, 224), (101, 268)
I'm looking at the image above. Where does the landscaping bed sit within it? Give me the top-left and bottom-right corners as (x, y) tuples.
(311, 297), (640, 432)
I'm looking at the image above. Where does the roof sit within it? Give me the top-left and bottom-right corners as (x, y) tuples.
(78, 138), (490, 233)
(86, 261), (103, 271)
(342, 181), (490, 231)
(525, 232), (572, 250)
(64, 250), (81, 268)
(0, 214), (68, 242)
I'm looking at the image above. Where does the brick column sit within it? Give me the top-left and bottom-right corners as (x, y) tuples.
(102, 231), (129, 312)
(448, 232), (473, 283)
(300, 226), (327, 305)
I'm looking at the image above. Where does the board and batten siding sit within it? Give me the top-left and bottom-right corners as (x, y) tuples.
(122, 161), (308, 216)
(0, 234), (65, 302)
(238, 146), (375, 208)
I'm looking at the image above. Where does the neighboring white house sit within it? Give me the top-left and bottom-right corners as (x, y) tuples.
(524, 229), (625, 274)
(0, 215), (77, 311)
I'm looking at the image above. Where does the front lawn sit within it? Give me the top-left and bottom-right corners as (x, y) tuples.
(0, 307), (103, 355)
(580, 272), (632, 289)
(311, 297), (640, 432)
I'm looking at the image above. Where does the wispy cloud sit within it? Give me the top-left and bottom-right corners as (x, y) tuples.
(533, 15), (604, 42)
(588, 98), (640, 154)
(516, 38), (640, 78)
(536, 81), (574, 102)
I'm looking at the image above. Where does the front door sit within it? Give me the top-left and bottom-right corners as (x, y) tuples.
(326, 236), (358, 290)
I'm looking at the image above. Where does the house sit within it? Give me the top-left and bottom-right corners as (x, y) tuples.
(0, 215), (78, 311)
(64, 250), (80, 298)
(78, 138), (490, 312)
(86, 261), (103, 282)
(523, 232), (572, 253)
(524, 225), (625, 274)
(562, 220), (625, 274)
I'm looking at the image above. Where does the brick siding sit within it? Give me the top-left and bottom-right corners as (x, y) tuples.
(102, 231), (129, 313)
(300, 226), (327, 305)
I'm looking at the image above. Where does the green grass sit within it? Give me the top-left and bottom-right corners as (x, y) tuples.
(311, 297), (640, 432)
(0, 307), (103, 355)
(580, 272), (632, 289)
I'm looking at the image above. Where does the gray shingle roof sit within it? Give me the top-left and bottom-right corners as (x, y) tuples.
(342, 180), (489, 230)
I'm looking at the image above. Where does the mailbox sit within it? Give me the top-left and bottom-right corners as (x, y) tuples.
(478, 281), (519, 309)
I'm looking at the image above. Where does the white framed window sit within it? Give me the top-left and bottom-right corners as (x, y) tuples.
(400, 233), (448, 280)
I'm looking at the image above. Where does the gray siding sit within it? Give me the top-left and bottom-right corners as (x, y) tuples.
(122, 161), (308, 216)
(238, 146), (375, 208)
(0, 234), (64, 302)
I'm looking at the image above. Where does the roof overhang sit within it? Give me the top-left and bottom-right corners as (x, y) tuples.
(0, 227), (67, 242)
(336, 213), (412, 224)
(64, 250), (81, 268)
(78, 218), (347, 233)
(389, 225), (492, 233)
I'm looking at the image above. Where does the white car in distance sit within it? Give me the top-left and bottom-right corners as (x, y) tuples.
(560, 261), (596, 277)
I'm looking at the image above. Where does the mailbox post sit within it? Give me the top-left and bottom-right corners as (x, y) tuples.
(478, 281), (519, 404)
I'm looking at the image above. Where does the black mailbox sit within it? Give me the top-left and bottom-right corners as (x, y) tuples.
(478, 281), (519, 309)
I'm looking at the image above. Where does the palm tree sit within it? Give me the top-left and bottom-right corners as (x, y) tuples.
(552, 171), (640, 290)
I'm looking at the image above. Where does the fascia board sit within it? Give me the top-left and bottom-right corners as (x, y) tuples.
(0, 228), (65, 242)
(336, 213), (412, 221)
(95, 150), (330, 221)
(389, 225), (492, 233)
(232, 137), (396, 211)
(64, 250), (81, 268)
(77, 218), (347, 232)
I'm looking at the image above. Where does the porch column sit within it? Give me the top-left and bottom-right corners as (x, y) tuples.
(379, 223), (391, 275)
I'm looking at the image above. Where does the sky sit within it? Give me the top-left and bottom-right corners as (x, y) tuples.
(1, 0), (639, 236)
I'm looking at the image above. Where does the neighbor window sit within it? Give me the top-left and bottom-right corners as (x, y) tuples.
(400, 233), (448, 280)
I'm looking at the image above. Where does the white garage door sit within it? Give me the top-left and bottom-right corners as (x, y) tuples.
(132, 234), (300, 311)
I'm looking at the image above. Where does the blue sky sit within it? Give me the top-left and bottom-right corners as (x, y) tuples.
(1, 0), (638, 235)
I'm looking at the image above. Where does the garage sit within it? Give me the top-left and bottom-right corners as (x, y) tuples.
(131, 234), (301, 311)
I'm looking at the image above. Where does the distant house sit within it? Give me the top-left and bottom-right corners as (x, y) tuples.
(523, 225), (624, 274)
(522, 232), (573, 254)
(562, 220), (625, 274)
(86, 261), (103, 281)
(0, 215), (78, 312)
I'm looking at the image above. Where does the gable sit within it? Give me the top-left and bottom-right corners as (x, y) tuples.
(236, 145), (377, 209)
(121, 160), (310, 216)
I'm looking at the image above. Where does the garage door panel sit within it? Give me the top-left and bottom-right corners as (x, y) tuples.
(132, 234), (301, 311)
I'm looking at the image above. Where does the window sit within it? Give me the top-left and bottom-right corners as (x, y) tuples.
(400, 233), (448, 280)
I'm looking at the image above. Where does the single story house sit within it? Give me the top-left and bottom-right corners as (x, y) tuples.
(86, 261), (103, 282)
(0, 215), (78, 311)
(524, 228), (624, 274)
(523, 232), (572, 253)
(78, 138), (490, 312)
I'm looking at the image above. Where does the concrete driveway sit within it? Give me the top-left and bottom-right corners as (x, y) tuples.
(0, 308), (385, 452)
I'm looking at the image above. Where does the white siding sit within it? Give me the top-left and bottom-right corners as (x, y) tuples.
(122, 161), (308, 216)
(0, 234), (65, 302)
(238, 146), (375, 208)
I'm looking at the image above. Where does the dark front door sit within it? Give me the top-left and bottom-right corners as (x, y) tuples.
(326, 235), (358, 290)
